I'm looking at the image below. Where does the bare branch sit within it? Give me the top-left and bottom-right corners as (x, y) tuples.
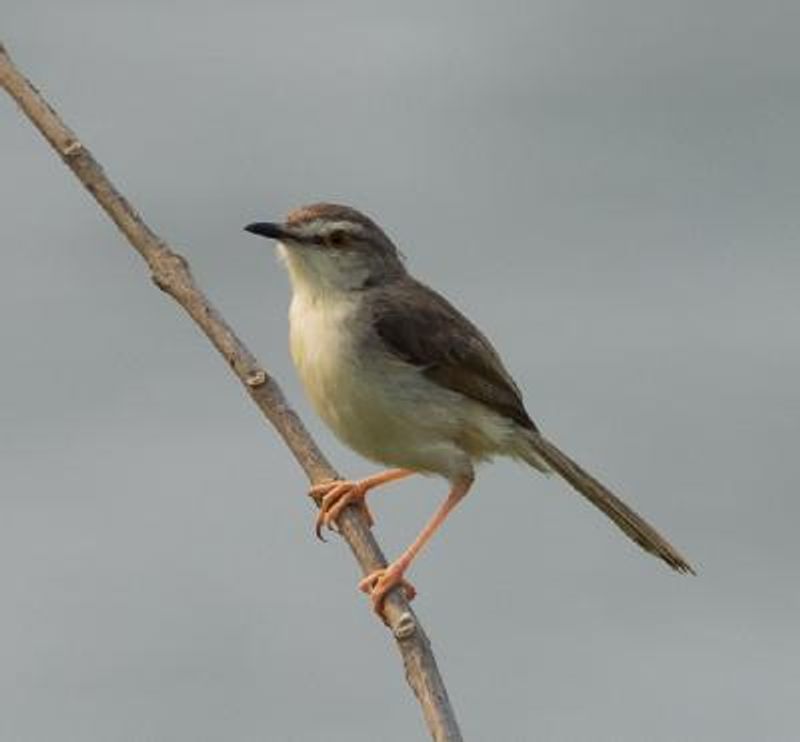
(1, 42), (462, 741)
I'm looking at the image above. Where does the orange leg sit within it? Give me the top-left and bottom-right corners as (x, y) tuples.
(310, 469), (414, 540)
(359, 476), (473, 620)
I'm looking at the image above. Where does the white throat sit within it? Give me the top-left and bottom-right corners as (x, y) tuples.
(278, 242), (371, 298)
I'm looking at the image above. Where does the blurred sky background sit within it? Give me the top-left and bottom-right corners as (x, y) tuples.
(2, 1), (799, 740)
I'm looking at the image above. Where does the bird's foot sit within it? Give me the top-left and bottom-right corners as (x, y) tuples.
(310, 479), (374, 540)
(358, 562), (417, 621)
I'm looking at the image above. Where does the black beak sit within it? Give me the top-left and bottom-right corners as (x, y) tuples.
(244, 222), (288, 240)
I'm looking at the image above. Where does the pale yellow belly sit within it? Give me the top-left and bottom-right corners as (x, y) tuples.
(288, 293), (517, 478)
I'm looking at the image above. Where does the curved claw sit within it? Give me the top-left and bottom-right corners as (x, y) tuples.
(358, 565), (417, 620)
(310, 480), (374, 540)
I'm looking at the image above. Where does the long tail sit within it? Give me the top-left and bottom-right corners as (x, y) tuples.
(525, 432), (695, 574)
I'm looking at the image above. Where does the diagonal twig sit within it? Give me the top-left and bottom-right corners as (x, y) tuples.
(1, 42), (462, 742)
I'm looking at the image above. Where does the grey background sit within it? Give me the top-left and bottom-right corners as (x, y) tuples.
(2, 1), (798, 740)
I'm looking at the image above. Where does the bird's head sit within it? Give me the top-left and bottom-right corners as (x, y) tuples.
(245, 203), (406, 295)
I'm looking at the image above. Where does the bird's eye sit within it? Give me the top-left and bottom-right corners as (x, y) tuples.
(327, 229), (348, 248)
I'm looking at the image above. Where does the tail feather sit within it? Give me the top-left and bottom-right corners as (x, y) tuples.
(526, 433), (695, 574)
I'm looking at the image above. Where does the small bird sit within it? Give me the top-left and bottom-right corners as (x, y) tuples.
(245, 203), (693, 617)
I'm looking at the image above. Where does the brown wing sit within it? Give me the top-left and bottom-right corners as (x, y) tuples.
(371, 278), (538, 431)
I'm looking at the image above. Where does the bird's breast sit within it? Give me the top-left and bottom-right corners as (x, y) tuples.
(288, 290), (363, 430)
(286, 288), (513, 478)
(287, 290), (438, 467)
